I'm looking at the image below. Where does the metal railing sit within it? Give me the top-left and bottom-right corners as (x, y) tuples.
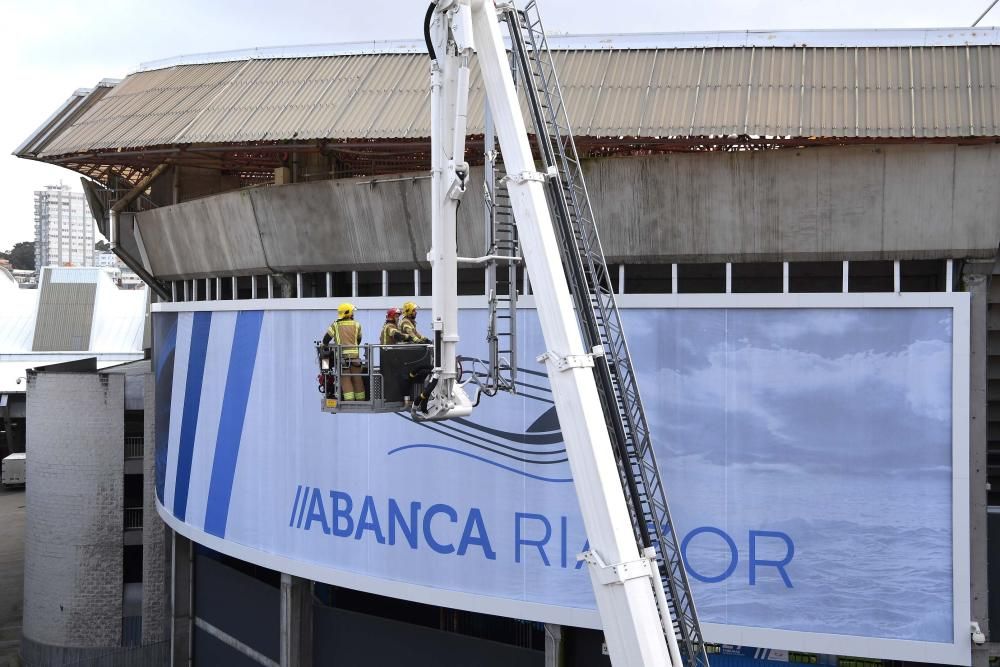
(124, 436), (143, 459)
(124, 507), (143, 530)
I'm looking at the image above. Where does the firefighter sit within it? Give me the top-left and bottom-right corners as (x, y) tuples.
(380, 307), (408, 345)
(400, 301), (430, 343)
(323, 303), (365, 400)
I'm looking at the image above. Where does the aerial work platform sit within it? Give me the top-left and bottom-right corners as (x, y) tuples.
(317, 342), (433, 415)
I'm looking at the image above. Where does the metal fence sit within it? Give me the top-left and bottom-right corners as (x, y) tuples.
(123, 507), (143, 530)
(124, 436), (143, 460)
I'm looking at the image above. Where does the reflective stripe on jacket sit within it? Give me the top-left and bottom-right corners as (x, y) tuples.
(328, 318), (361, 358)
(380, 321), (404, 345)
(399, 317), (425, 342)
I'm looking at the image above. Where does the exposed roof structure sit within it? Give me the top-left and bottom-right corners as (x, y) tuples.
(15, 28), (1000, 185)
(0, 268), (146, 393)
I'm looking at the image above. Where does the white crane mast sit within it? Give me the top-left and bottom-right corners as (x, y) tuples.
(424, 1), (683, 664)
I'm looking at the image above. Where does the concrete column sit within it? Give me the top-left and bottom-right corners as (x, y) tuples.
(171, 532), (193, 667)
(964, 259), (993, 667)
(544, 623), (562, 667)
(142, 372), (168, 644)
(279, 573), (313, 667)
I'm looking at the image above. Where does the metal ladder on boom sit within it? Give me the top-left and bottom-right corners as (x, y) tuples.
(483, 104), (519, 395)
(499, 3), (709, 665)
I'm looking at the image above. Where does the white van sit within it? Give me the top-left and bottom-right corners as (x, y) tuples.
(1, 453), (25, 487)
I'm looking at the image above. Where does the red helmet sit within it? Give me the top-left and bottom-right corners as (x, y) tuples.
(386, 307), (401, 320)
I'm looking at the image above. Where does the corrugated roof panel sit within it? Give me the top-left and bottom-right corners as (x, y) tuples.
(589, 50), (656, 137)
(969, 47), (1000, 135)
(745, 48), (803, 137)
(693, 48), (752, 135)
(339, 55), (418, 138)
(316, 55), (384, 139)
(23, 42), (1000, 159)
(641, 49), (694, 136)
(552, 51), (613, 136)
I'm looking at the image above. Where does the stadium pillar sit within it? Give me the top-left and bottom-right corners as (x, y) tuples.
(544, 624), (562, 667)
(279, 573), (313, 667)
(171, 531), (193, 667)
(964, 259), (993, 666)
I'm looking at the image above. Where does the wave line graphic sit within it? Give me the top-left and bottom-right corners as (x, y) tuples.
(387, 444), (573, 483)
(398, 415), (567, 463)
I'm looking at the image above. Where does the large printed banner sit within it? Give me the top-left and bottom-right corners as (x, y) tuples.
(153, 302), (968, 663)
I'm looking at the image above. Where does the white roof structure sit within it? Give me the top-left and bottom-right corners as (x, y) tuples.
(0, 267), (146, 393)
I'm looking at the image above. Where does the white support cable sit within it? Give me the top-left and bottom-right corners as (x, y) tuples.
(893, 260), (901, 293)
(414, 269), (421, 296)
(326, 272), (333, 298)
(251, 275), (258, 299)
(351, 271), (358, 298)
(296, 272), (304, 298)
(725, 262), (732, 294)
(207, 278), (213, 301)
(215, 277), (222, 301)
(842, 260), (850, 293)
(382, 270), (389, 297)
(231, 276), (238, 300)
(782, 262), (790, 293)
(171, 281), (177, 302)
(267, 275), (274, 299)
(671, 264), (678, 294)
(618, 264), (625, 296)
(946, 259), (954, 292)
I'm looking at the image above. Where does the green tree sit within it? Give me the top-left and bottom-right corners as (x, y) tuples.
(8, 241), (34, 270)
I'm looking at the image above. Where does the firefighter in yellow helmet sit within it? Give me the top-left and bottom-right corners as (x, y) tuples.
(399, 301), (429, 344)
(323, 303), (365, 400)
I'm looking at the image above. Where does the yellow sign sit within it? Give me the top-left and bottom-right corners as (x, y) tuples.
(325, 399), (337, 408)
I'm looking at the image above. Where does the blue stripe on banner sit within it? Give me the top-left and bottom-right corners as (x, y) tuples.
(173, 312), (212, 521)
(204, 310), (265, 538)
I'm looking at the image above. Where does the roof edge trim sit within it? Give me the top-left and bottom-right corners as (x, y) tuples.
(136, 27), (1000, 72)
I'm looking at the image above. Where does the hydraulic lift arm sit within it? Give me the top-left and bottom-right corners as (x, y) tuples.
(424, 1), (683, 664)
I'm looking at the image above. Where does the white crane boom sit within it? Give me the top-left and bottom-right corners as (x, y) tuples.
(423, 1), (684, 664)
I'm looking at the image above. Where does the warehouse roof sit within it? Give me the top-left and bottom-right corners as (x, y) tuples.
(15, 28), (1000, 184)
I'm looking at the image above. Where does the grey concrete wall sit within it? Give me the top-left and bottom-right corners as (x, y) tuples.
(142, 372), (167, 645)
(23, 372), (124, 650)
(135, 143), (1000, 280)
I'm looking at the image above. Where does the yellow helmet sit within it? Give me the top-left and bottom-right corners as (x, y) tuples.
(402, 301), (418, 318)
(337, 302), (356, 318)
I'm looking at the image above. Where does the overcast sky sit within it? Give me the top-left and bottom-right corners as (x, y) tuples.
(1, 0), (997, 249)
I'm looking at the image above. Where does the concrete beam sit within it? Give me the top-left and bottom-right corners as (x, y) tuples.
(135, 143), (1000, 280)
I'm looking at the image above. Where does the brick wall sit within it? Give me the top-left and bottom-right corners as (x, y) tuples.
(23, 371), (124, 648)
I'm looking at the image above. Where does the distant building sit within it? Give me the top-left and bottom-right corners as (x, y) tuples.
(95, 251), (118, 268)
(33, 184), (96, 269)
(97, 253), (143, 289)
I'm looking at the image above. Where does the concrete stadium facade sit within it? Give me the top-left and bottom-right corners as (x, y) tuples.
(13, 28), (1000, 667)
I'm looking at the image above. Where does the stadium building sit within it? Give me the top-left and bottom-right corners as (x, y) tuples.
(13, 27), (1000, 667)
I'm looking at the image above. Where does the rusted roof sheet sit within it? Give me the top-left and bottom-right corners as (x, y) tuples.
(17, 30), (1000, 160)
